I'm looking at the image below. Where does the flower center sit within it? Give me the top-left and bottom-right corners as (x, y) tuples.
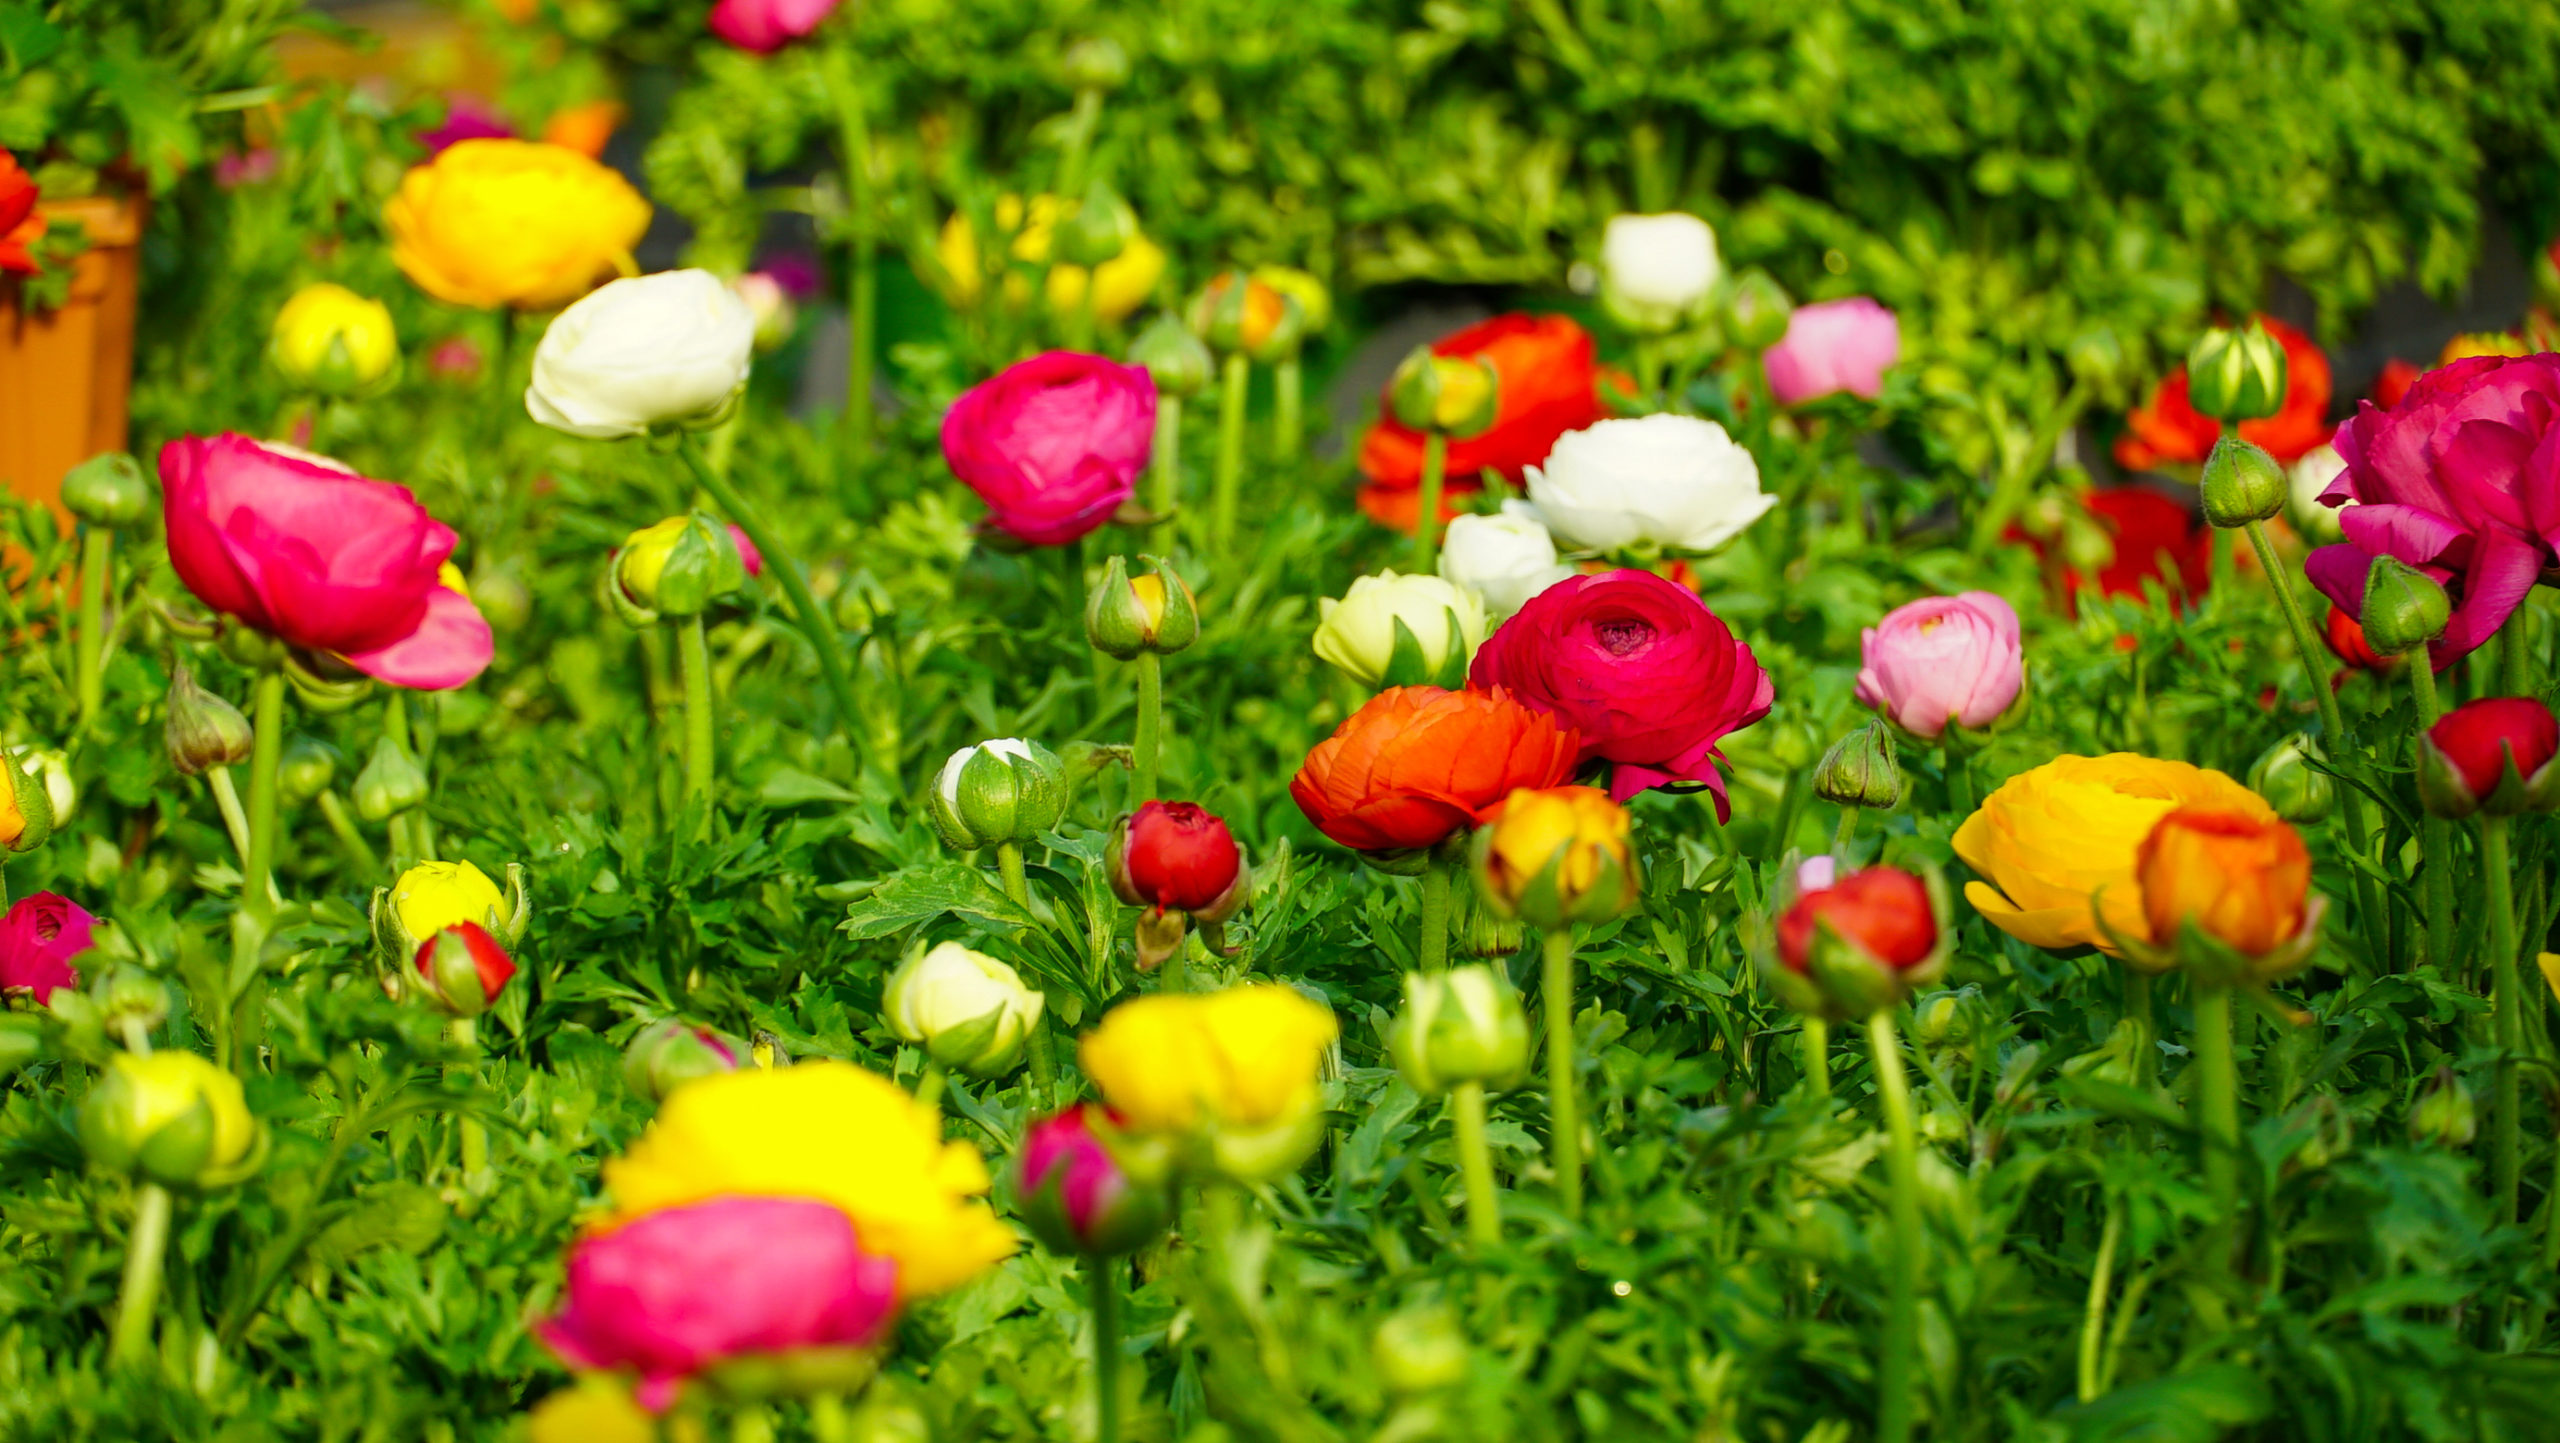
(1593, 618), (1655, 656)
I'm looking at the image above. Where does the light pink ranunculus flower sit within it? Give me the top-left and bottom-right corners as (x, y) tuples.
(536, 1196), (899, 1412)
(159, 434), (494, 691)
(1854, 591), (2023, 739)
(708, 0), (842, 52)
(941, 351), (1155, 547)
(1763, 297), (1900, 407)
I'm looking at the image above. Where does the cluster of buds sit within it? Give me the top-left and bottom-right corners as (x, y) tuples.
(1109, 800), (1248, 971)
(1764, 864), (1952, 1020)
(1011, 1103), (1170, 1258)
(371, 859), (532, 1017)
(2418, 697), (2560, 820)
(621, 1018), (745, 1104)
(1471, 787), (1641, 932)
(1387, 964), (1529, 1096)
(607, 513), (753, 628)
(1085, 555), (1199, 660)
(926, 738), (1070, 852)
(881, 940), (1046, 1079)
(78, 1050), (266, 1189)
(1386, 346), (1499, 440)
(2185, 319), (2289, 425)
(2102, 807), (2323, 987)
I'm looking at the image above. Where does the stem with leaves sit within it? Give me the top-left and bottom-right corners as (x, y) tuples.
(679, 438), (866, 758)
(678, 614), (716, 824)
(75, 526), (110, 725)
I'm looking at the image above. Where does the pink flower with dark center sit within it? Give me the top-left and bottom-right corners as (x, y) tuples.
(0, 893), (92, 1001)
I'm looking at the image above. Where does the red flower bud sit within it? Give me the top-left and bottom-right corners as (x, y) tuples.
(2421, 696), (2560, 817)
(1777, 868), (1937, 974)
(2322, 605), (2395, 673)
(413, 920), (517, 1017)
(1111, 801), (1242, 914)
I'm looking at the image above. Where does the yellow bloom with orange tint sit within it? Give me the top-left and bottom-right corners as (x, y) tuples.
(1078, 985), (1338, 1182)
(386, 139), (650, 310)
(1472, 786), (1639, 930)
(2134, 807), (2312, 957)
(1953, 753), (2273, 958)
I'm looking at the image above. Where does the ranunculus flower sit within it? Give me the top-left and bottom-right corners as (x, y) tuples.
(2419, 696), (2560, 818)
(537, 1196), (898, 1412)
(1778, 867), (1937, 973)
(1469, 570), (1772, 811)
(1078, 985), (1338, 1183)
(1522, 414), (1774, 556)
(935, 196), (1168, 325)
(1598, 212), (1720, 333)
(160, 435), (494, 690)
(1289, 685), (1582, 854)
(1313, 571), (1487, 689)
(385, 139), (651, 310)
(2113, 314), (2333, 470)
(599, 1062), (1016, 1298)
(1110, 801), (1241, 915)
(2301, 354), (2560, 667)
(540, 100), (626, 160)
(1761, 297), (1899, 407)
(1356, 314), (1610, 531)
(2371, 359), (2420, 411)
(2323, 606), (2395, 673)
(1437, 507), (1576, 615)
(271, 283), (399, 392)
(0, 892), (92, 1001)
(1013, 1104), (1168, 1257)
(526, 270), (755, 439)
(389, 859), (510, 943)
(1953, 753), (2274, 956)
(1473, 785), (1640, 929)
(2133, 808), (2311, 958)
(2288, 437), (2350, 542)
(410, 920), (517, 1018)
(416, 94), (514, 156)
(2012, 488), (2210, 612)
(708, 0), (842, 51)
(78, 1051), (258, 1188)
(941, 351), (1155, 546)
(1854, 591), (2024, 738)
(881, 941), (1044, 1078)
(0, 147), (42, 276)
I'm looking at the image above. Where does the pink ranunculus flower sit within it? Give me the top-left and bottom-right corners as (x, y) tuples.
(536, 1196), (899, 1412)
(2304, 354), (2560, 669)
(1763, 297), (1900, 407)
(1854, 591), (2024, 739)
(160, 434), (494, 691)
(708, 0), (842, 52)
(1013, 1105), (1167, 1258)
(941, 351), (1155, 547)
(0, 893), (93, 1002)
(1469, 569), (1773, 814)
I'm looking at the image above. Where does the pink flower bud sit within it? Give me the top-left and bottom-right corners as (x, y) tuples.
(1762, 297), (1899, 407)
(1853, 591), (2024, 739)
(1013, 1105), (1167, 1257)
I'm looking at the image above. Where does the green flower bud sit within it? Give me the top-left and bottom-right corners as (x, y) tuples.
(2064, 324), (2127, 394)
(470, 566), (534, 634)
(2185, 320), (2288, 425)
(1387, 964), (1530, 1096)
(2246, 734), (2334, 824)
(163, 665), (254, 778)
(1812, 720), (1904, 810)
(2359, 557), (2451, 658)
(1387, 346), (1499, 438)
(78, 1050), (262, 1189)
(1126, 311), (1213, 398)
(926, 738), (1070, 851)
(93, 965), (169, 1037)
(276, 735), (339, 807)
(1726, 268), (1793, 353)
(1373, 1306), (1469, 1396)
(2199, 436), (2286, 528)
(610, 513), (747, 625)
(1052, 179), (1136, 270)
(881, 941), (1046, 1078)
(622, 1018), (744, 1104)
(1084, 553), (1200, 659)
(353, 734), (428, 823)
(60, 452), (151, 527)
(1060, 36), (1129, 92)
(1, 750), (52, 856)
(2408, 1065), (2476, 1148)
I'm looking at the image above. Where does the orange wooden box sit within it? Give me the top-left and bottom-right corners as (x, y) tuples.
(0, 193), (147, 519)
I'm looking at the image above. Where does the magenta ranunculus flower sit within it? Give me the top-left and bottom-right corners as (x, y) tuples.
(1469, 570), (1773, 813)
(2303, 354), (2560, 668)
(941, 351), (1155, 547)
(1763, 297), (1900, 408)
(1013, 1105), (1168, 1257)
(160, 434), (494, 691)
(708, 0), (842, 53)
(1854, 591), (2024, 739)
(536, 1196), (899, 1412)
(0, 892), (92, 1001)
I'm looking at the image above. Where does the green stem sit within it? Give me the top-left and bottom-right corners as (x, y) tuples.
(2504, 604), (2535, 697)
(731, 1403), (776, 1443)
(2078, 1196), (2123, 1403)
(315, 790), (378, 875)
(1831, 803), (1859, 866)
(1272, 356), (1302, 463)
(1452, 1079), (1501, 1246)
(1865, 1009), (1923, 1443)
(75, 527), (110, 725)
(243, 670), (286, 918)
(2408, 658), (2456, 972)
(109, 1181), (174, 1367)
(824, 39), (876, 476)
(1090, 1255), (1124, 1443)
(995, 841), (1054, 1108)
(1133, 651), (1161, 803)
(2485, 813), (2523, 1224)
(1802, 1016), (1830, 1101)
(1055, 89), (1102, 201)
(1213, 353), (1249, 550)
(206, 766), (252, 875)
(1149, 395), (1183, 556)
(1416, 860), (1452, 974)
(1542, 927), (1582, 1221)
(678, 614), (716, 821)
(680, 439), (867, 759)
(1967, 381), (2088, 555)
(914, 1064), (947, 1112)
(1941, 740), (1974, 819)
(451, 1015), (488, 1186)
(1414, 432), (1449, 574)
(2192, 981), (2239, 1213)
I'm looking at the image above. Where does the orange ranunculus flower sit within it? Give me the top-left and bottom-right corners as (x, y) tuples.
(2114, 314), (2334, 470)
(1356, 313), (1611, 532)
(1953, 753), (2273, 958)
(541, 101), (628, 160)
(1472, 785), (1639, 929)
(2133, 806), (2311, 957)
(1289, 685), (1581, 855)
(386, 139), (650, 310)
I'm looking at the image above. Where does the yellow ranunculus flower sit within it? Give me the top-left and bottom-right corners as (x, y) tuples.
(1953, 753), (2274, 956)
(525, 1381), (654, 1443)
(936, 195), (1167, 324)
(1079, 986), (1338, 1184)
(386, 139), (651, 310)
(598, 1062), (1015, 1298)
(391, 860), (507, 945)
(270, 283), (399, 389)
(1475, 786), (1637, 928)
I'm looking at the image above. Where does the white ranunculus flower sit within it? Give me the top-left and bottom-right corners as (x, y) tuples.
(1599, 212), (1721, 333)
(1523, 413), (1775, 555)
(1312, 570), (1488, 689)
(1438, 507), (1577, 616)
(2288, 439), (2350, 543)
(526, 269), (755, 440)
(881, 940), (1045, 1078)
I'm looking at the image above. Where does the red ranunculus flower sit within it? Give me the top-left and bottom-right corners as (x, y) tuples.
(1469, 570), (1771, 813)
(2013, 488), (2210, 613)
(2114, 314), (2334, 470)
(0, 147), (42, 276)
(1777, 868), (1937, 974)
(2370, 359), (2420, 411)
(2426, 697), (2560, 805)
(941, 351), (1154, 547)
(1356, 314), (1608, 532)
(1289, 685), (1581, 853)
(1112, 801), (1241, 914)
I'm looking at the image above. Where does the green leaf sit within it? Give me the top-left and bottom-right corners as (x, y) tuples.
(839, 861), (1036, 940)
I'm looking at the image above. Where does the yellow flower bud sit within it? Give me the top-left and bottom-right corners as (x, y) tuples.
(78, 1051), (257, 1187)
(390, 860), (508, 946)
(935, 195), (1167, 325)
(270, 283), (399, 392)
(1472, 786), (1640, 930)
(1077, 985), (1338, 1184)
